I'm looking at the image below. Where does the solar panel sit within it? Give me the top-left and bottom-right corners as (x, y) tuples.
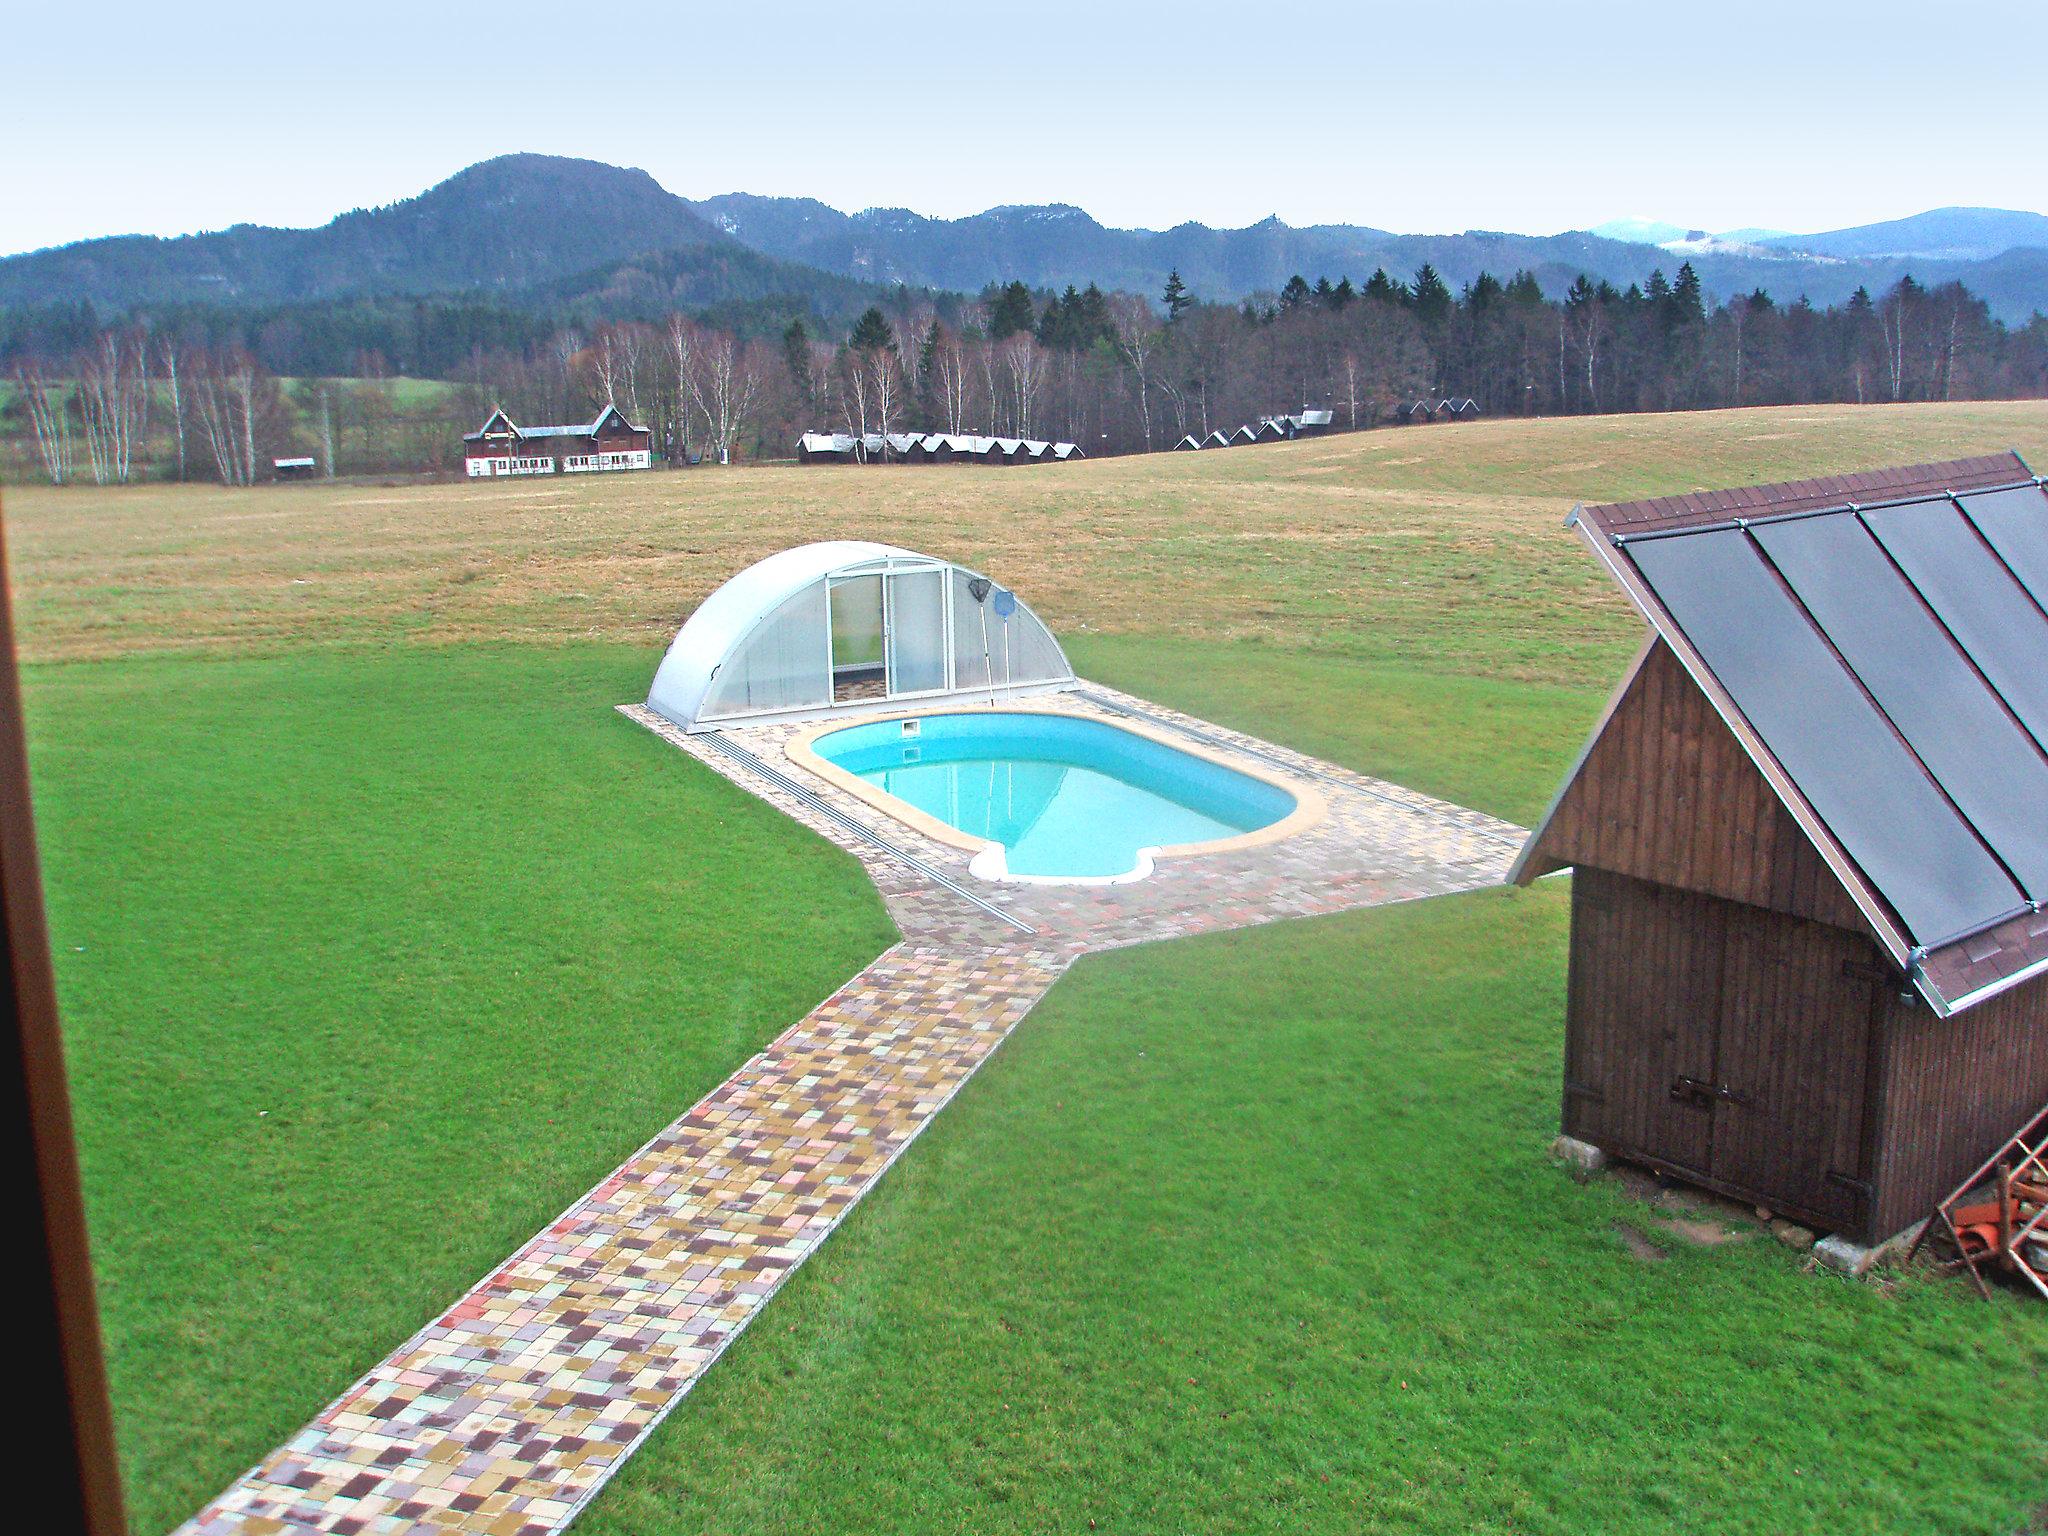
(1626, 527), (2024, 947)
(1754, 514), (2048, 902)
(1861, 498), (2048, 753)
(1955, 484), (2048, 611)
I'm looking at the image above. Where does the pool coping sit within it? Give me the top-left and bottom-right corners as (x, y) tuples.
(781, 699), (1329, 874)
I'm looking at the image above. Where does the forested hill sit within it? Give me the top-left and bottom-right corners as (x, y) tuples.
(692, 195), (2048, 323)
(0, 155), (871, 315)
(6, 155), (2048, 326)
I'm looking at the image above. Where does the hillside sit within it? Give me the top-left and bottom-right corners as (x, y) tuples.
(0, 155), (882, 320)
(695, 193), (2048, 320)
(6, 156), (2047, 326)
(1766, 207), (2048, 262)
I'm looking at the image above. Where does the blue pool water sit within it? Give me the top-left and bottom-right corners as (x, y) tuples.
(812, 711), (1297, 880)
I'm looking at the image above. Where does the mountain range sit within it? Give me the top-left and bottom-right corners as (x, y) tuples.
(4, 155), (2046, 325)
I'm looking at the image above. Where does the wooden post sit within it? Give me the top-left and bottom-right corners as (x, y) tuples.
(0, 490), (127, 1535)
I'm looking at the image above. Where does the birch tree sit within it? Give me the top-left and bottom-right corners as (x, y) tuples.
(14, 366), (74, 484)
(1109, 295), (1158, 450)
(158, 334), (188, 480)
(75, 330), (147, 484)
(686, 332), (764, 464)
(1000, 334), (1045, 438)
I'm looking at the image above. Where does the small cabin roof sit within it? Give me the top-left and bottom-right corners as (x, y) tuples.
(1515, 451), (2048, 1016)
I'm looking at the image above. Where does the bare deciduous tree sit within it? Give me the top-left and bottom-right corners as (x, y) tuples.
(1000, 334), (1045, 439)
(1110, 295), (1158, 451)
(686, 332), (765, 465)
(75, 330), (148, 484)
(14, 365), (75, 484)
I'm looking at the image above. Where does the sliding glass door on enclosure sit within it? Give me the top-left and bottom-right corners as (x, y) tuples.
(828, 575), (885, 702)
(885, 569), (949, 696)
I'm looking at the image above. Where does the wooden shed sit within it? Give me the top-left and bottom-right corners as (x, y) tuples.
(1513, 454), (2048, 1244)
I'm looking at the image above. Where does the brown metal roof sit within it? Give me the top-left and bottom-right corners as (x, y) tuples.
(1576, 452), (2031, 538)
(1526, 451), (2048, 1016)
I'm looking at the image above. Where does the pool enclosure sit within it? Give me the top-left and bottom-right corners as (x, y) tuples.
(647, 541), (1076, 730)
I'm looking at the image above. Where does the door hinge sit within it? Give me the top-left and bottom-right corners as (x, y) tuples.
(1669, 1076), (1753, 1110)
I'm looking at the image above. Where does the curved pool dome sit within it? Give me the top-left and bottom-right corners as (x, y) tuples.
(647, 541), (1077, 731)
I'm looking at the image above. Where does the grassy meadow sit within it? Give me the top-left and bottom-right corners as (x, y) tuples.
(6, 402), (2046, 1534)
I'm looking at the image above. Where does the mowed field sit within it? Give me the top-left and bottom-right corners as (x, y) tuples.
(7, 403), (2048, 1535)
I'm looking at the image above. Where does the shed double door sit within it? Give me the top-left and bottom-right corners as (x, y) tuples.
(1565, 869), (1879, 1231)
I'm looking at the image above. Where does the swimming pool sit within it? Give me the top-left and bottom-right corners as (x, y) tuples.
(805, 711), (1303, 882)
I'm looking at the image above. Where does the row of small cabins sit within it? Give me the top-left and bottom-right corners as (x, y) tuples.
(456, 399), (1471, 477)
(796, 432), (1085, 465)
(1172, 399), (1479, 451)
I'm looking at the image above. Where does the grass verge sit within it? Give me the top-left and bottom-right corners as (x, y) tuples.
(26, 644), (895, 1533)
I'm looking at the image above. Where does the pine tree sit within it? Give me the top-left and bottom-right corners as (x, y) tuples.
(782, 319), (812, 403)
(1671, 263), (1706, 328)
(1364, 267), (1406, 305)
(988, 280), (1036, 340)
(1279, 274), (1313, 312)
(1077, 283), (1112, 344)
(1330, 276), (1356, 308)
(1411, 264), (1453, 324)
(847, 307), (896, 353)
(1162, 269), (1192, 322)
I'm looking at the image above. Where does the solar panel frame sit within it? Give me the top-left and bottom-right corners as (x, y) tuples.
(1752, 513), (2048, 905)
(1625, 527), (2025, 949)
(1955, 483), (2048, 613)
(1860, 497), (2048, 758)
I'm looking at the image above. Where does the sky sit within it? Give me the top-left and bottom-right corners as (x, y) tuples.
(5, 0), (2045, 258)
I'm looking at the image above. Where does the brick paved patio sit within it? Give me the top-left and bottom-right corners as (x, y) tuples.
(176, 685), (1520, 1536)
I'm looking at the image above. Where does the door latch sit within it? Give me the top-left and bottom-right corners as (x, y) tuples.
(1669, 1076), (1752, 1109)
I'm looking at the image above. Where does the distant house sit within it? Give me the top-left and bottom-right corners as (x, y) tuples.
(1230, 424), (1260, 446)
(1394, 398), (1437, 425)
(1292, 407), (1334, 435)
(1253, 418), (1291, 444)
(465, 404), (652, 476)
(272, 456), (317, 480)
(1438, 397), (1481, 419)
(1203, 430), (1232, 450)
(1172, 434), (1202, 451)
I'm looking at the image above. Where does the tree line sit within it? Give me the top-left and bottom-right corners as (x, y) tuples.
(5, 262), (2045, 484)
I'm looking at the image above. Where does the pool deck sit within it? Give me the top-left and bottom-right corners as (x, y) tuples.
(176, 684), (1522, 1536)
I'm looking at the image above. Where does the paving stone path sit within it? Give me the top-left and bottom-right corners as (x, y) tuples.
(179, 686), (1521, 1536)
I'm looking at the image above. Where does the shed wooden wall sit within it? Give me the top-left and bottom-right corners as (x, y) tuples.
(1869, 984), (2048, 1238)
(1536, 641), (1867, 932)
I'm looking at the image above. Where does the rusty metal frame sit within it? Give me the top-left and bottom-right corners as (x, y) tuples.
(1907, 1098), (2048, 1301)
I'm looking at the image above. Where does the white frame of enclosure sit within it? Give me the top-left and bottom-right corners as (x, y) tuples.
(648, 544), (1077, 732)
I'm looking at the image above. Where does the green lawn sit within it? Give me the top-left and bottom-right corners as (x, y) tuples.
(15, 405), (2048, 1533)
(1066, 634), (1614, 827)
(26, 644), (895, 1535)
(579, 885), (2048, 1536)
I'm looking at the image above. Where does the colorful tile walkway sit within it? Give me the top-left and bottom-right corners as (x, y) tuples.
(177, 685), (1522, 1536)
